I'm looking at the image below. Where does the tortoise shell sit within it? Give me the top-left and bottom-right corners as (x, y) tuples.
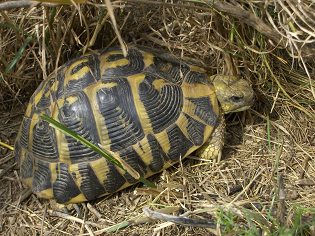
(14, 45), (219, 204)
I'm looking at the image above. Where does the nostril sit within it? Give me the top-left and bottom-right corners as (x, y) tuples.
(231, 96), (243, 103)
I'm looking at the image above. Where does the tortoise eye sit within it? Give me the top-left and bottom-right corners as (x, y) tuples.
(231, 96), (243, 103)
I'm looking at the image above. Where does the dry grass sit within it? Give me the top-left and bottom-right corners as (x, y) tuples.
(1, 0), (315, 235)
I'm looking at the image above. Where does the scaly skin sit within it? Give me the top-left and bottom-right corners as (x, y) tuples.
(196, 111), (225, 163)
(196, 75), (255, 162)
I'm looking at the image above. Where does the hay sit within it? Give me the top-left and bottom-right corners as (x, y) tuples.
(0, 0), (315, 235)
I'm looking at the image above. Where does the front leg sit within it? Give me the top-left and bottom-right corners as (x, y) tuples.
(196, 112), (226, 163)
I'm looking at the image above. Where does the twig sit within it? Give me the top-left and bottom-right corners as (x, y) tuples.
(0, 162), (16, 178)
(143, 207), (217, 229)
(79, 207), (180, 235)
(299, 156), (310, 179)
(0, 141), (14, 151)
(0, 153), (15, 165)
(46, 210), (101, 228)
(295, 179), (315, 186)
(86, 203), (102, 219)
(84, 224), (95, 236)
(105, 0), (127, 57)
(14, 170), (23, 190)
(0, 1), (56, 10)
(14, 188), (32, 206)
(277, 175), (285, 226)
(40, 205), (47, 236)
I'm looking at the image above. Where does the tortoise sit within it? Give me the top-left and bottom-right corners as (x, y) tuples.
(14, 45), (255, 204)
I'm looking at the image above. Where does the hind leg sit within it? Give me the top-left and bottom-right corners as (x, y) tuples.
(50, 199), (84, 217)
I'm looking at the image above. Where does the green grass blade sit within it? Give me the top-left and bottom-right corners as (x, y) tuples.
(45, 7), (57, 45)
(0, 22), (39, 83)
(40, 114), (156, 189)
(40, 114), (122, 167)
(0, 22), (21, 31)
(1, 36), (32, 83)
(139, 177), (156, 188)
(0, 22), (38, 40)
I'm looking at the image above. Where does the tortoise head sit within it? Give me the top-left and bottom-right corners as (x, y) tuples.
(210, 75), (255, 114)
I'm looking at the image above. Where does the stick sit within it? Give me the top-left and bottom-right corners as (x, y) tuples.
(143, 207), (217, 229)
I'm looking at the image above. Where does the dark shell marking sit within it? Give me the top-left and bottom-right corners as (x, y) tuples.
(15, 45), (219, 204)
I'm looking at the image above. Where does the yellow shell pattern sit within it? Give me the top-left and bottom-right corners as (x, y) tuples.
(14, 45), (219, 204)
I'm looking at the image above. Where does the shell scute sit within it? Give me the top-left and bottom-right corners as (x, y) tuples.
(32, 160), (52, 193)
(165, 124), (194, 162)
(77, 162), (106, 201)
(53, 162), (82, 203)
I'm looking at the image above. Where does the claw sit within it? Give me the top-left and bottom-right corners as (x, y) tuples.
(61, 206), (69, 215)
(50, 199), (81, 216)
(196, 111), (225, 164)
(73, 203), (81, 217)
(82, 202), (87, 213)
